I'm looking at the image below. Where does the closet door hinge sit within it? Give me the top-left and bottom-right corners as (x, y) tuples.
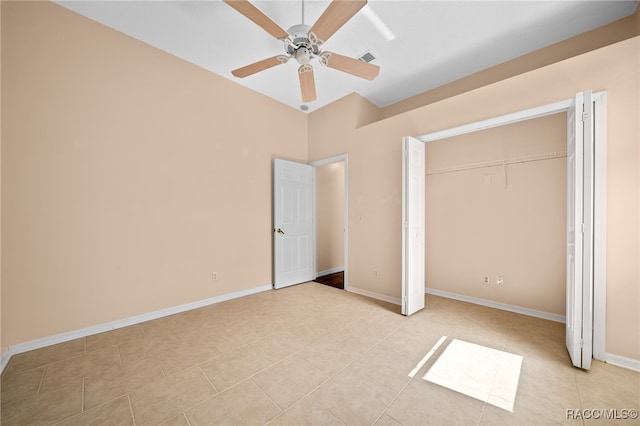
(581, 111), (590, 122)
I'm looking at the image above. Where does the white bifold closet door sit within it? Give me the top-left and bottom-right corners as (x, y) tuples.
(566, 91), (594, 370)
(402, 136), (426, 316)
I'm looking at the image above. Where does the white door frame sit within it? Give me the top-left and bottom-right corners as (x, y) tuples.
(309, 154), (349, 290)
(413, 92), (607, 360)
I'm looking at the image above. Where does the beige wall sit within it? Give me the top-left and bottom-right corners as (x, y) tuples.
(316, 162), (344, 274)
(1, 1), (307, 350)
(426, 114), (567, 315)
(308, 37), (639, 360)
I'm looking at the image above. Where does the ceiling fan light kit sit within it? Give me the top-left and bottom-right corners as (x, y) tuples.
(223, 0), (380, 104)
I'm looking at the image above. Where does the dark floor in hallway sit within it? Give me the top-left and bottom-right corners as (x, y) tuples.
(314, 271), (344, 289)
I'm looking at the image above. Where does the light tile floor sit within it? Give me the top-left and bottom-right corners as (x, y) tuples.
(1, 282), (638, 425)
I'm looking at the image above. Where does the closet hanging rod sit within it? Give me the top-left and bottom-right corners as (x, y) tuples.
(426, 151), (567, 176)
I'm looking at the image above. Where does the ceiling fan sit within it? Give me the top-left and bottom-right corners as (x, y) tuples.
(223, 0), (380, 103)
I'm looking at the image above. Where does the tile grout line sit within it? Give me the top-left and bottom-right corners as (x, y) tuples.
(479, 319), (515, 425)
(197, 364), (219, 394)
(169, 396), (213, 422)
(170, 346), (224, 370)
(370, 371), (417, 426)
(206, 328), (288, 360)
(248, 377), (285, 415)
(265, 388), (347, 426)
(502, 320), (517, 352)
(476, 401), (488, 426)
(36, 364), (46, 394)
(325, 316), (407, 379)
(573, 364), (586, 426)
(478, 345), (511, 425)
(116, 344), (123, 366)
(211, 341), (224, 358)
(83, 394), (134, 416)
(272, 318), (407, 425)
(215, 358), (276, 392)
(368, 319), (455, 425)
(321, 403), (347, 426)
(127, 394), (137, 426)
(171, 351), (283, 423)
(154, 354), (167, 378)
(268, 373), (341, 425)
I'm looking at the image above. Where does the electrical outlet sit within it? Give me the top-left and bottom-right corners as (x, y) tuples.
(212, 272), (218, 281)
(483, 276), (489, 285)
(497, 275), (504, 286)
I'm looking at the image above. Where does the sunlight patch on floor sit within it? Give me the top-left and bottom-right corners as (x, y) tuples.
(423, 339), (523, 412)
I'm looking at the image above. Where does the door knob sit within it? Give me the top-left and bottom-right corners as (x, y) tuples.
(276, 228), (285, 235)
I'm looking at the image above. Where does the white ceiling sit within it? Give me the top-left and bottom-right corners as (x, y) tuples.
(55, 0), (637, 113)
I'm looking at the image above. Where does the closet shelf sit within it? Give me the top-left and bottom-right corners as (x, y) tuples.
(426, 151), (567, 175)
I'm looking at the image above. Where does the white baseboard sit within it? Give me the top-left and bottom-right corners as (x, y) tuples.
(6, 283), (637, 374)
(315, 267), (344, 278)
(0, 283), (273, 374)
(604, 352), (640, 372)
(425, 288), (566, 323)
(1, 348), (12, 373)
(349, 286), (401, 306)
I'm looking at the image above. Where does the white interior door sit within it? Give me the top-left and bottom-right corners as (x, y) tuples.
(273, 159), (314, 289)
(566, 91), (593, 370)
(402, 136), (426, 315)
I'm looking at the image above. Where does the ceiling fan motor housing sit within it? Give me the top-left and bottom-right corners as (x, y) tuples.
(286, 24), (321, 56)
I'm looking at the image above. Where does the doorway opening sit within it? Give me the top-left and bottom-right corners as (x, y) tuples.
(425, 112), (568, 319)
(310, 155), (348, 290)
